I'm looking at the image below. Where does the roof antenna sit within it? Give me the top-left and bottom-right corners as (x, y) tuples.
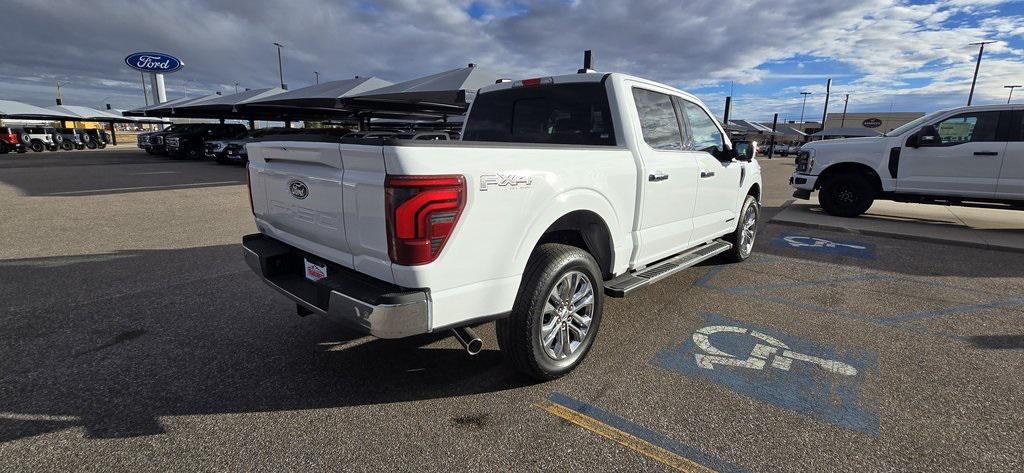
(578, 50), (595, 74)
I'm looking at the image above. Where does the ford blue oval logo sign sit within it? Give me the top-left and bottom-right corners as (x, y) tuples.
(124, 52), (184, 74)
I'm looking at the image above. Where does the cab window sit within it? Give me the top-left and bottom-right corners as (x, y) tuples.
(632, 88), (683, 151)
(934, 112), (999, 144)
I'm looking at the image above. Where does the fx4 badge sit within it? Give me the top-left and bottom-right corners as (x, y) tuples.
(479, 173), (534, 191)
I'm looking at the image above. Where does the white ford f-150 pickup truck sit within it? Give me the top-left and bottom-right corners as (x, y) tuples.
(243, 71), (762, 379)
(791, 104), (1024, 217)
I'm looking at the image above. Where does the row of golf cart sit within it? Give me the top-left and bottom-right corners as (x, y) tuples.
(137, 123), (453, 165)
(0, 126), (110, 154)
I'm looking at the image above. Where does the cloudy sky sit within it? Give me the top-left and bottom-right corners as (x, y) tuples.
(1, 0), (1021, 121)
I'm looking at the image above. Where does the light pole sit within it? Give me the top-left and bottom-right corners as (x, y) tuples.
(55, 80), (66, 105)
(799, 91), (812, 123)
(967, 41), (995, 106)
(841, 94), (849, 127)
(314, 71), (320, 85)
(273, 42), (287, 90)
(1005, 85), (1022, 104)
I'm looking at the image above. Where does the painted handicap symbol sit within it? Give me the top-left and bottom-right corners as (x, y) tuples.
(692, 325), (857, 376)
(782, 236), (866, 251)
(651, 313), (878, 435)
(773, 234), (875, 259)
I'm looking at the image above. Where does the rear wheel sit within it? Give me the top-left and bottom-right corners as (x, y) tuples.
(85, 141), (97, 150)
(819, 173), (875, 217)
(29, 141), (44, 152)
(496, 243), (603, 381)
(61, 141), (73, 151)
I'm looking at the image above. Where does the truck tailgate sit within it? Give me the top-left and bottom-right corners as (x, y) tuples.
(247, 140), (392, 282)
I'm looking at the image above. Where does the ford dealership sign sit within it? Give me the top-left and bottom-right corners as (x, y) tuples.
(124, 52), (184, 74)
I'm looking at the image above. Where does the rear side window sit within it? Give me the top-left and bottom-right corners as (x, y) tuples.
(632, 88), (683, 151)
(462, 83), (615, 146)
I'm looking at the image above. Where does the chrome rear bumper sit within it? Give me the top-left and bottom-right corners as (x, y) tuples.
(242, 233), (431, 338)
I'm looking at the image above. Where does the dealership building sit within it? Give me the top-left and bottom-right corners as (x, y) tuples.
(822, 112), (925, 134)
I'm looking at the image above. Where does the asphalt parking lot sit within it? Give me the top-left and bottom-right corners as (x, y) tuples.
(1, 150), (1022, 471)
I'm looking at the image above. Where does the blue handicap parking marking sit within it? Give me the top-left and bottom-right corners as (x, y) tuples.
(773, 234), (875, 259)
(652, 312), (879, 436)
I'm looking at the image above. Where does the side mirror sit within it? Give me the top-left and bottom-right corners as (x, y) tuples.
(916, 125), (940, 147)
(732, 140), (756, 161)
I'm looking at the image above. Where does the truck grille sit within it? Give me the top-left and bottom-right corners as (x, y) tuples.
(167, 137), (179, 147)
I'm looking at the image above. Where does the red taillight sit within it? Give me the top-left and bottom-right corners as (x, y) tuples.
(385, 175), (466, 266)
(246, 163), (254, 215)
(2, 132), (16, 145)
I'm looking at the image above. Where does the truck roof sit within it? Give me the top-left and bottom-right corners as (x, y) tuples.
(477, 72), (703, 104)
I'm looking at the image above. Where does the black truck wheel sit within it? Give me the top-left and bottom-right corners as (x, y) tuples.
(819, 173), (875, 218)
(496, 243), (603, 381)
(29, 141), (44, 152)
(85, 141), (97, 150)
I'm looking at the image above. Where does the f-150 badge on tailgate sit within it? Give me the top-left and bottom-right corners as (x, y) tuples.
(479, 173), (533, 191)
(288, 179), (309, 199)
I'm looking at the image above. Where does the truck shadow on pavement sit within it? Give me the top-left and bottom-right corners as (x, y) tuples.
(0, 244), (530, 442)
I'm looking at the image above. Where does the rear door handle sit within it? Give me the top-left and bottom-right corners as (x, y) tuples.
(974, 151), (999, 156)
(648, 172), (669, 182)
(700, 171), (716, 178)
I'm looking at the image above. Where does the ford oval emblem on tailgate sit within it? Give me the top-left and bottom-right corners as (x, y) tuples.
(288, 179), (309, 200)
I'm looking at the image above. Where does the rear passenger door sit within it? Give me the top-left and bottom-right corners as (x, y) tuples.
(997, 110), (1024, 200)
(629, 86), (700, 267)
(677, 98), (742, 245)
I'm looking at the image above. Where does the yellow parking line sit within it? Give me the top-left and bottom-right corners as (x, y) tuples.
(535, 401), (717, 473)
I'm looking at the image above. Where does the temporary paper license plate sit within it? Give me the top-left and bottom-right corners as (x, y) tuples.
(304, 258), (327, 282)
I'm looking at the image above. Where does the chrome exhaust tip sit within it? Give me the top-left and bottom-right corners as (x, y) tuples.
(451, 326), (482, 355)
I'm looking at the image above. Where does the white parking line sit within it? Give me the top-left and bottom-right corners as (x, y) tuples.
(48, 181), (241, 195)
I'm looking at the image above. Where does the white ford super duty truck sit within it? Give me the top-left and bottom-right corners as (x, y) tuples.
(791, 104), (1024, 217)
(243, 72), (762, 379)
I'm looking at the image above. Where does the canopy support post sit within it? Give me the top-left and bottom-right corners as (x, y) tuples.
(109, 122), (117, 146)
(248, 119), (255, 130)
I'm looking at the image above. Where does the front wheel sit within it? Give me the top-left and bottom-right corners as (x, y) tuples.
(819, 173), (874, 217)
(496, 243), (603, 381)
(722, 195), (759, 263)
(85, 141), (97, 150)
(29, 142), (44, 152)
(61, 141), (73, 151)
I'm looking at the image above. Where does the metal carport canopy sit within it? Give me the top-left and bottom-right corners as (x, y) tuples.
(246, 76), (391, 110)
(47, 105), (136, 123)
(123, 96), (198, 117)
(167, 87), (292, 119)
(345, 65), (502, 114)
(0, 100), (79, 120)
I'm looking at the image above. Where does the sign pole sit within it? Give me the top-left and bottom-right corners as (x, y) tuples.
(150, 73), (167, 104)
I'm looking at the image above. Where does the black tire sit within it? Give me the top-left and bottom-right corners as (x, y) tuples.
(145, 149), (159, 155)
(61, 141), (73, 151)
(29, 141), (44, 152)
(20, 133), (31, 145)
(722, 194), (759, 263)
(215, 155), (230, 164)
(85, 141), (97, 150)
(496, 243), (604, 381)
(819, 173), (875, 218)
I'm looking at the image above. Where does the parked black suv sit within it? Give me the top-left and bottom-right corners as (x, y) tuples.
(205, 127), (299, 164)
(81, 129), (107, 149)
(0, 126), (27, 154)
(166, 124), (247, 159)
(57, 128), (86, 150)
(137, 124), (196, 154)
